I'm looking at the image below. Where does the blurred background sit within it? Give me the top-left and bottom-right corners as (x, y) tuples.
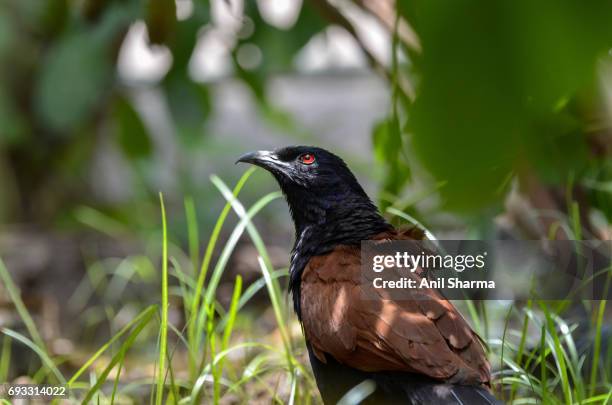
(0, 0), (611, 403)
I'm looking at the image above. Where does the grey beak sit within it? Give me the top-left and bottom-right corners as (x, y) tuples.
(235, 150), (276, 167)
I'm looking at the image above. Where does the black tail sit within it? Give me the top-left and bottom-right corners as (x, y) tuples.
(400, 383), (501, 405)
(308, 345), (502, 404)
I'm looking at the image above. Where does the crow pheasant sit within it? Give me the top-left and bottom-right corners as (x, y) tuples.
(237, 146), (500, 404)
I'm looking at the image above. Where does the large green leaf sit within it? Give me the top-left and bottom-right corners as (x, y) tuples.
(35, 33), (112, 134)
(405, 0), (612, 212)
(114, 95), (152, 159)
(34, 3), (135, 135)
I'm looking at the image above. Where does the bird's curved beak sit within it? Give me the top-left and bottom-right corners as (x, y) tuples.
(236, 150), (278, 170)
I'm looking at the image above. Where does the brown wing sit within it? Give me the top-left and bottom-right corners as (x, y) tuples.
(300, 229), (491, 385)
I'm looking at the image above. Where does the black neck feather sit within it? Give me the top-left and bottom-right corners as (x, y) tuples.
(283, 187), (391, 319)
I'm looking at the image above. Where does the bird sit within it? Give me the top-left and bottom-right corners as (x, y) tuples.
(237, 146), (500, 404)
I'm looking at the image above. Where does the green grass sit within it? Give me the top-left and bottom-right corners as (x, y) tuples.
(485, 298), (612, 405)
(156, 192), (169, 405)
(0, 172), (610, 404)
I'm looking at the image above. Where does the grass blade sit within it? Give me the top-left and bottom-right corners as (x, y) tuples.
(216, 269), (288, 332)
(0, 334), (11, 382)
(337, 380), (376, 405)
(190, 342), (276, 403)
(188, 167), (255, 376)
(194, 187), (282, 344)
(81, 308), (155, 403)
(213, 275), (242, 403)
(0, 258), (46, 351)
(542, 304), (572, 404)
(156, 192), (169, 405)
(0, 328), (66, 384)
(68, 305), (157, 385)
(589, 271), (610, 396)
(211, 175), (290, 348)
(212, 174), (320, 389)
(185, 196), (200, 274)
(110, 350), (126, 404)
(540, 324), (549, 404)
(386, 207), (437, 241)
(257, 257), (292, 364)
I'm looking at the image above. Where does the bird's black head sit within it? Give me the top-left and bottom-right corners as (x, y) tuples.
(237, 146), (389, 234)
(238, 145), (393, 247)
(237, 146), (391, 317)
(238, 146), (363, 201)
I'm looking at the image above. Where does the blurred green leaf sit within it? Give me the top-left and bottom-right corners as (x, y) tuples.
(40, 0), (68, 37)
(525, 115), (587, 185)
(145, 0), (177, 45)
(169, 1), (209, 71)
(405, 0), (612, 212)
(0, 8), (17, 55)
(81, 0), (107, 21)
(164, 72), (210, 145)
(34, 2), (135, 135)
(373, 117), (411, 211)
(11, 0), (52, 33)
(161, 1), (211, 145)
(586, 159), (612, 222)
(0, 86), (28, 144)
(35, 33), (112, 134)
(114, 95), (152, 159)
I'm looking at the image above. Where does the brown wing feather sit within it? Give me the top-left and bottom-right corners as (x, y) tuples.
(300, 229), (491, 385)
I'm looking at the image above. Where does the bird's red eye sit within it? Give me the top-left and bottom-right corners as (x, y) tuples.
(299, 153), (315, 165)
